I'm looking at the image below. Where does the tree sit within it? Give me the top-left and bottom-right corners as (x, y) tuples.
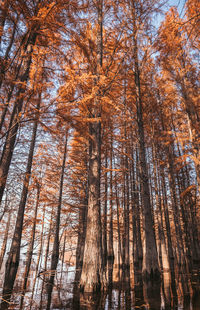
(128, 0), (160, 280)
(0, 93), (40, 309)
(46, 131), (68, 310)
(79, 0), (106, 293)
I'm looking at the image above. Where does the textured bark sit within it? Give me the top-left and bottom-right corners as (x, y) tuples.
(79, 0), (106, 293)
(179, 80), (200, 191)
(130, 149), (143, 279)
(19, 184), (40, 310)
(130, 0), (160, 280)
(0, 31), (37, 205)
(74, 197), (88, 285)
(0, 14), (18, 91)
(102, 151), (108, 270)
(122, 137), (130, 283)
(0, 0), (10, 47)
(0, 212), (10, 270)
(174, 136), (200, 263)
(0, 97), (39, 309)
(60, 232), (67, 286)
(167, 155), (190, 294)
(114, 175), (122, 281)
(176, 171), (193, 273)
(79, 121), (104, 292)
(108, 138), (114, 285)
(160, 167), (177, 298)
(39, 206), (53, 310)
(0, 22), (26, 134)
(167, 146), (186, 271)
(29, 204), (46, 310)
(46, 134), (68, 310)
(152, 145), (169, 273)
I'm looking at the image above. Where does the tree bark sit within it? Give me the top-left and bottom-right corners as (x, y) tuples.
(0, 211), (10, 270)
(102, 149), (108, 270)
(0, 95), (39, 309)
(19, 183), (40, 310)
(0, 31), (37, 205)
(114, 173), (122, 281)
(0, 0), (10, 47)
(130, 147), (143, 280)
(74, 197), (88, 285)
(46, 133), (68, 310)
(79, 0), (106, 293)
(130, 0), (160, 280)
(108, 136), (114, 286)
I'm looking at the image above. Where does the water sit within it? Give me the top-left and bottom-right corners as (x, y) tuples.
(0, 260), (200, 309)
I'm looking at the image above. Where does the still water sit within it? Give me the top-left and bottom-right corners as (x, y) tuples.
(69, 283), (200, 310)
(1, 264), (200, 309)
(50, 270), (200, 309)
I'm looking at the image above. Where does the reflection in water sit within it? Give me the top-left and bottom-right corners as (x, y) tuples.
(70, 269), (200, 310)
(143, 280), (161, 309)
(78, 291), (106, 310)
(0, 266), (199, 309)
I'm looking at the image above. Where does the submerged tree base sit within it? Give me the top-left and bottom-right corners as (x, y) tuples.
(79, 277), (107, 294)
(142, 268), (161, 282)
(79, 282), (102, 294)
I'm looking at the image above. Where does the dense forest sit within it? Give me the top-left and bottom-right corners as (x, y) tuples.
(0, 0), (200, 309)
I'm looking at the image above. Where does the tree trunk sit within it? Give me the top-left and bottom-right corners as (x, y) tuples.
(0, 14), (18, 91)
(130, 147), (143, 280)
(0, 211), (10, 270)
(39, 206), (53, 310)
(108, 136), (114, 286)
(123, 141), (130, 283)
(46, 133), (68, 310)
(0, 96), (39, 309)
(102, 149), (108, 270)
(19, 183), (40, 310)
(74, 194), (88, 284)
(0, 0), (10, 47)
(130, 0), (160, 280)
(79, 0), (106, 293)
(79, 120), (104, 292)
(0, 31), (37, 205)
(114, 173), (122, 281)
(29, 204), (46, 310)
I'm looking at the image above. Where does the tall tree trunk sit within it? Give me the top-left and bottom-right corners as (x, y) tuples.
(0, 31), (37, 205)
(130, 0), (159, 280)
(0, 14), (18, 91)
(152, 144), (169, 273)
(79, 0), (106, 293)
(167, 144), (187, 273)
(102, 149), (108, 270)
(114, 173), (122, 282)
(108, 136), (114, 286)
(173, 130), (200, 264)
(130, 147), (143, 280)
(180, 81), (200, 191)
(74, 196), (88, 286)
(39, 206), (53, 310)
(29, 203), (46, 310)
(0, 0), (10, 47)
(0, 211), (10, 270)
(46, 133), (68, 310)
(19, 183), (40, 310)
(0, 96), (39, 309)
(160, 167), (177, 298)
(123, 141), (130, 283)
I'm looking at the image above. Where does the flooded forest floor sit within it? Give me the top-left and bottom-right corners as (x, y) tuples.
(0, 257), (200, 309)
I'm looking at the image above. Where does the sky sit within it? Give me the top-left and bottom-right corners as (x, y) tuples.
(153, 0), (186, 28)
(168, 0), (186, 16)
